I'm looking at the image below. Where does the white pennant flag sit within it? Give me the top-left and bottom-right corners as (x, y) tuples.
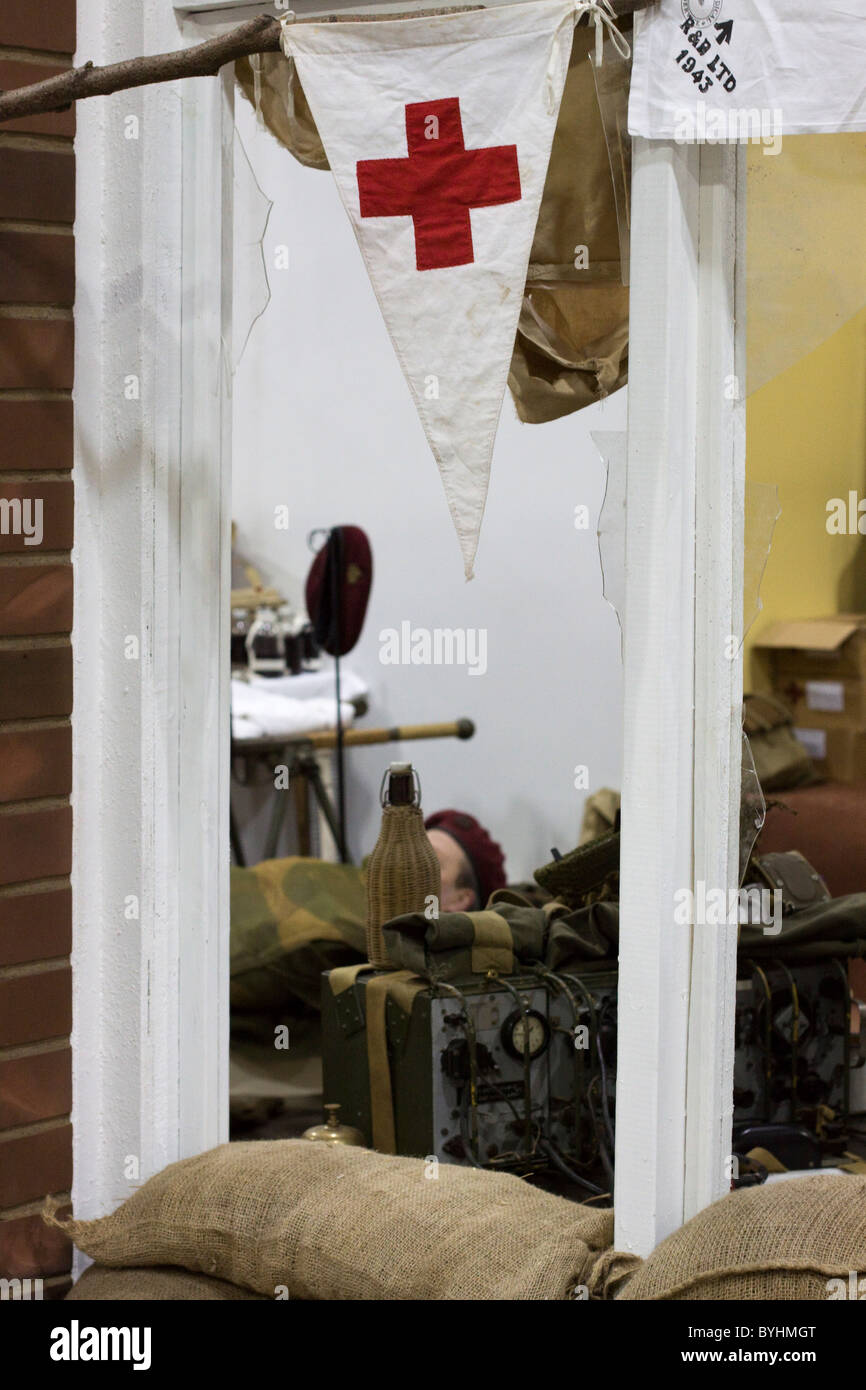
(281, 1), (622, 577)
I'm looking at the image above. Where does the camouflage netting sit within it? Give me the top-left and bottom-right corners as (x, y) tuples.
(230, 856), (366, 1013)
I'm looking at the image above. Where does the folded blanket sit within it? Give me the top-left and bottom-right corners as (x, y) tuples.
(258, 668), (369, 705)
(231, 677), (356, 741)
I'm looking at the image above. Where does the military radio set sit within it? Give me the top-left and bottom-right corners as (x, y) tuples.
(323, 796), (866, 1193)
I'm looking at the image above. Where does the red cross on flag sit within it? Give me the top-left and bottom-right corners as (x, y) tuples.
(281, 0), (583, 577)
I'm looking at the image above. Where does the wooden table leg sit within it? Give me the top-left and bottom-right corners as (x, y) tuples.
(294, 758), (312, 856)
(230, 800), (246, 867)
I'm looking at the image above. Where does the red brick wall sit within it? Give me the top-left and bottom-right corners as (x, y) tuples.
(0, 0), (76, 1300)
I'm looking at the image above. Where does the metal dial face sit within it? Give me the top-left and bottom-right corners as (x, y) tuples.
(502, 1008), (549, 1060)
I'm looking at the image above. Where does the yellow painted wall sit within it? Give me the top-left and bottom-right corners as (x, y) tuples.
(745, 136), (866, 689)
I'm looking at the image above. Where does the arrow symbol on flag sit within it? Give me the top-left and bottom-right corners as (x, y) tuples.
(714, 19), (734, 44)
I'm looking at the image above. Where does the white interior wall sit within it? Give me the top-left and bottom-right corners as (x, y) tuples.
(230, 95), (625, 880)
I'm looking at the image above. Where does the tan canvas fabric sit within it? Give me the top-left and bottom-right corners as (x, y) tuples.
(617, 1175), (866, 1301)
(236, 53), (328, 171)
(364, 970), (428, 1154)
(66, 1264), (267, 1301)
(750, 724), (817, 792)
(525, 26), (623, 286)
(508, 283), (629, 423)
(508, 24), (630, 422)
(579, 788), (621, 845)
(48, 1140), (613, 1301)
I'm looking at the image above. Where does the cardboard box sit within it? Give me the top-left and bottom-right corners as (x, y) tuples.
(793, 725), (866, 784)
(755, 615), (866, 730)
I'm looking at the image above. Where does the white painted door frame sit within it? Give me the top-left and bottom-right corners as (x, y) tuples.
(613, 138), (745, 1255)
(73, 0), (746, 1259)
(72, 0), (232, 1237)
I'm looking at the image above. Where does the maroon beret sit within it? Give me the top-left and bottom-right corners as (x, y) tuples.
(425, 809), (507, 907)
(305, 525), (373, 657)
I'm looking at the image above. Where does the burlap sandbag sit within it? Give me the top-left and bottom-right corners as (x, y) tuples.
(617, 1175), (866, 1300)
(47, 1140), (613, 1301)
(66, 1264), (267, 1301)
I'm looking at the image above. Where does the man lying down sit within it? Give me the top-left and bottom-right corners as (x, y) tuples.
(230, 811), (507, 1031)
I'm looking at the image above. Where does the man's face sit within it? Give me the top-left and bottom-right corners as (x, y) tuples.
(427, 829), (476, 913)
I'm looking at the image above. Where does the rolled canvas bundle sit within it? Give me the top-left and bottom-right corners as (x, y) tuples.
(381, 898), (620, 980)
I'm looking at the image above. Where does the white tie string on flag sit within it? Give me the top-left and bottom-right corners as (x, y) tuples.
(281, 1), (627, 578)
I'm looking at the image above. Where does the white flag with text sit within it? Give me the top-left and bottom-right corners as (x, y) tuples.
(629, 0), (866, 142)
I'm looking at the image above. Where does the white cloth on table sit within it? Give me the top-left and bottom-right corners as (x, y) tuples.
(231, 677), (358, 742)
(253, 666), (369, 706)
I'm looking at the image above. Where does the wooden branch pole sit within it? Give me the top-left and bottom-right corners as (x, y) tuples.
(0, 14), (279, 122)
(0, 0), (657, 124)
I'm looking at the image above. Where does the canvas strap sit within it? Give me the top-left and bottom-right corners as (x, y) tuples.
(470, 910), (514, 974)
(327, 962), (373, 996)
(365, 970), (426, 1153)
